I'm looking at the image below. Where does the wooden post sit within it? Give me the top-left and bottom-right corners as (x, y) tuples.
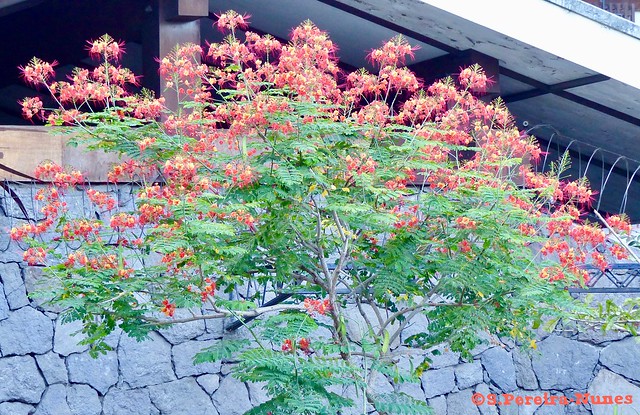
(142, 0), (208, 111)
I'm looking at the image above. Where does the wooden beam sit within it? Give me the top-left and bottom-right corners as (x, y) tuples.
(0, 126), (121, 182)
(409, 49), (501, 99)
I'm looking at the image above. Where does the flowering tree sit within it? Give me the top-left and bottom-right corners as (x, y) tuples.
(13, 12), (635, 414)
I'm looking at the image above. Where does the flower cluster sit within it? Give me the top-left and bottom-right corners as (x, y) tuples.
(281, 338), (312, 355)
(303, 298), (331, 316)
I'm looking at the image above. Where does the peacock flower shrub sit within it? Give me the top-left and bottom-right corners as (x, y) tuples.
(13, 13), (635, 414)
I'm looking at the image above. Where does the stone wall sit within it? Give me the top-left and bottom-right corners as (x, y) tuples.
(2, 182), (640, 415)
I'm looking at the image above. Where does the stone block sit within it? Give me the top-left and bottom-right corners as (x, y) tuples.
(0, 402), (34, 415)
(474, 383), (498, 415)
(33, 384), (72, 415)
(35, 351), (68, 384)
(531, 335), (599, 390)
(119, 331), (176, 388)
(421, 367), (456, 399)
(481, 347), (517, 392)
(149, 378), (219, 415)
(498, 390), (542, 415)
(0, 306), (53, 355)
(172, 339), (222, 378)
(197, 374), (221, 395)
(0, 283), (8, 321)
(455, 361), (484, 390)
(0, 262), (28, 309)
(67, 350), (118, 394)
(513, 348), (539, 390)
(212, 375), (252, 415)
(446, 388), (480, 415)
(158, 308), (206, 344)
(600, 337), (640, 382)
(53, 318), (89, 356)
(588, 369), (640, 415)
(66, 384), (101, 415)
(0, 355), (45, 403)
(103, 388), (153, 415)
(247, 380), (270, 406)
(428, 395), (447, 415)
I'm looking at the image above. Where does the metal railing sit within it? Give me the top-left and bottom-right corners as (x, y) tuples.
(569, 263), (640, 293)
(597, 1), (636, 21)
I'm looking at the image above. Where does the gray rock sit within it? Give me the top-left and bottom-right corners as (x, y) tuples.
(149, 378), (219, 415)
(471, 342), (492, 357)
(398, 379), (425, 402)
(0, 306), (53, 355)
(212, 375), (252, 415)
(67, 350), (118, 394)
(119, 332), (176, 388)
(23, 266), (62, 312)
(326, 385), (371, 415)
(474, 383), (498, 415)
(66, 384), (101, 415)
(103, 327), (123, 349)
(0, 283), (8, 321)
(600, 337), (640, 382)
(172, 339), (222, 378)
(0, 355), (46, 403)
(158, 308), (206, 344)
(588, 369), (640, 415)
(455, 361), (484, 390)
(0, 402), (34, 415)
(531, 335), (599, 390)
(534, 402), (560, 415)
(220, 363), (233, 376)
(36, 351), (68, 384)
(369, 371), (394, 394)
(1, 185), (43, 219)
(577, 327), (629, 344)
(480, 347), (517, 392)
(430, 346), (460, 369)
(103, 388), (153, 415)
(446, 389), (480, 415)
(498, 390), (542, 415)
(33, 384), (72, 415)
(197, 374), (221, 395)
(421, 367), (456, 399)
(513, 348), (538, 390)
(247, 380), (270, 406)
(53, 318), (89, 356)
(343, 303), (400, 349)
(428, 395), (447, 415)
(0, 262), (28, 309)
(565, 404), (592, 415)
(400, 312), (429, 344)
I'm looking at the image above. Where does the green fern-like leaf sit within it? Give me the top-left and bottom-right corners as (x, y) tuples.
(373, 393), (432, 415)
(193, 339), (251, 364)
(275, 164), (304, 188)
(188, 221), (236, 237)
(260, 311), (318, 344)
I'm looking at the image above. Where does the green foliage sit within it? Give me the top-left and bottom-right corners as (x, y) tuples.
(193, 339), (251, 364)
(373, 393), (432, 415)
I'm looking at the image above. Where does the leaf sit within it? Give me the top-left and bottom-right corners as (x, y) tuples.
(275, 164), (303, 188)
(193, 339), (251, 364)
(188, 221), (236, 237)
(373, 393), (432, 415)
